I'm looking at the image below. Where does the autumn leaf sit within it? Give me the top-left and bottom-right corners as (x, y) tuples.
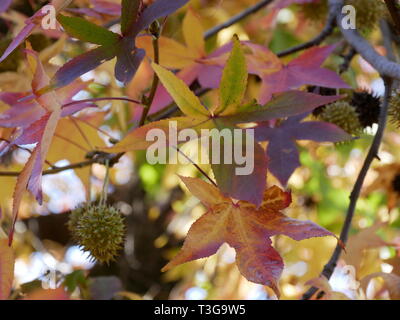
(0, 0), (71, 64)
(344, 222), (390, 273)
(106, 37), (342, 204)
(361, 272), (400, 300)
(243, 43), (350, 104)
(49, 0), (189, 88)
(134, 8), (233, 120)
(163, 176), (336, 295)
(254, 113), (353, 185)
(0, 238), (14, 300)
(0, 48), (97, 243)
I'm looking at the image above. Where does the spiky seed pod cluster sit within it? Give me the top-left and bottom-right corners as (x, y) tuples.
(300, 0), (386, 32)
(318, 101), (363, 135)
(68, 204), (125, 264)
(351, 91), (381, 128)
(389, 90), (400, 127)
(307, 86), (337, 117)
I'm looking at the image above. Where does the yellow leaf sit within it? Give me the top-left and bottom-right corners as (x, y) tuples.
(183, 8), (205, 56)
(151, 63), (209, 119)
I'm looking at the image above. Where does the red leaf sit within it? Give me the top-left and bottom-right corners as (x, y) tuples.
(163, 176), (336, 295)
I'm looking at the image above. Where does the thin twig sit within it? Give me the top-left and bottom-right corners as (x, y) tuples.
(0, 152), (123, 177)
(277, 4), (337, 57)
(204, 0), (274, 40)
(175, 147), (217, 187)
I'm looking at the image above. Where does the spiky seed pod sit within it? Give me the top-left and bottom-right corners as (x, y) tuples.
(351, 91), (381, 128)
(389, 90), (400, 127)
(307, 86), (338, 116)
(318, 101), (362, 135)
(68, 204), (125, 264)
(67, 205), (86, 238)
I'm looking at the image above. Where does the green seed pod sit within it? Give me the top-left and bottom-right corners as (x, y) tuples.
(68, 204), (125, 264)
(318, 101), (362, 135)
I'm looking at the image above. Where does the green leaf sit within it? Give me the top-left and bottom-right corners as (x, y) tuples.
(216, 35), (247, 115)
(151, 62), (209, 119)
(121, 0), (141, 36)
(57, 14), (120, 46)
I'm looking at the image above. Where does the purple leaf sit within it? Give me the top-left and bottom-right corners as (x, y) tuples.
(0, 23), (36, 63)
(133, 0), (189, 34)
(290, 121), (353, 142)
(0, 0), (12, 13)
(120, 0), (141, 36)
(211, 137), (268, 206)
(27, 150), (44, 204)
(51, 45), (117, 88)
(222, 91), (342, 124)
(266, 133), (300, 186)
(255, 113), (352, 185)
(198, 64), (223, 89)
(115, 43), (145, 84)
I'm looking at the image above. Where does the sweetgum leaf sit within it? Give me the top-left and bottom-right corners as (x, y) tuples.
(57, 14), (120, 46)
(216, 36), (247, 116)
(163, 176), (336, 295)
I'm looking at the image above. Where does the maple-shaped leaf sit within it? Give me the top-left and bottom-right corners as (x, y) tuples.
(134, 8), (233, 120)
(255, 113), (352, 186)
(104, 37), (341, 205)
(0, 49), (97, 244)
(243, 43), (350, 104)
(0, 238), (14, 299)
(0, 0), (71, 64)
(163, 176), (336, 295)
(48, 0), (189, 89)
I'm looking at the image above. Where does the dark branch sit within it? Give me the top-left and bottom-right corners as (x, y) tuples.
(331, 0), (400, 80)
(302, 2), (397, 299)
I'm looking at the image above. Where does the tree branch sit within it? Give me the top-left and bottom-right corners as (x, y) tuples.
(204, 0), (274, 40)
(302, 2), (397, 299)
(384, 0), (400, 34)
(331, 0), (400, 80)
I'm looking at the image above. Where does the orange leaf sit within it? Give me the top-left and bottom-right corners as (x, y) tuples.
(163, 176), (336, 295)
(0, 239), (14, 300)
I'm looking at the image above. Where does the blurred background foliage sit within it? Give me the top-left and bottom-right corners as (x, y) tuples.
(1, 0), (400, 300)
